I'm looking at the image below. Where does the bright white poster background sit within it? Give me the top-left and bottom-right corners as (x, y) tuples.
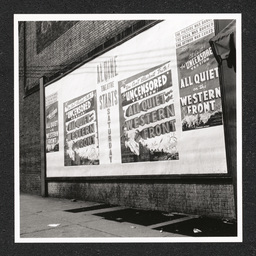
(45, 18), (227, 177)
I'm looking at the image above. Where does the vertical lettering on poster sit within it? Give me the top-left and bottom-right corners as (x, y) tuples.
(45, 92), (59, 152)
(64, 91), (99, 166)
(97, 56), (120, 164)
(175, 19), (223, 131)
(119, 62), (179, 163)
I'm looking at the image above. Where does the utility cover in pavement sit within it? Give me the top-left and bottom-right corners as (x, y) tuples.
(94, 209), (185, 226)
(153, 217), (237, 236)
(64, 204), (116, 213)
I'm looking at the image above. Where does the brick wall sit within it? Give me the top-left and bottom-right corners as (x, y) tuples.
(48, 182), (236, 219)
(19, 89), (41, 194)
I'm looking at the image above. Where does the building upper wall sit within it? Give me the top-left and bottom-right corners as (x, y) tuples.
(19, 20), (157, 93)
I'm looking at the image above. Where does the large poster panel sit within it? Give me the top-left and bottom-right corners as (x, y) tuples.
(45, 92), (59, 153)
(119, 62), (179, 163)
(64, 90), (99, 166)
(175, 19), (223, 131)
(45, 18), (229, 177)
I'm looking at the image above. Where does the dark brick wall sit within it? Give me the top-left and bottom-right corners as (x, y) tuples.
(20, 89), (41, 194)
(19, 23), (41, 194)
(48, 182), (236, 219)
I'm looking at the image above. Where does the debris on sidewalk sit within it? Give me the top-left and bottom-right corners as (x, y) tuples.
(193, 228), (202, 233)
(162, 213), (174, 217)
(222, 219), (235, 225)
(47, 224), (60, 227)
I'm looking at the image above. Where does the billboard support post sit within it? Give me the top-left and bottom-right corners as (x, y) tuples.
(210, 20), (237, 218)
(40, 76), (48, 197)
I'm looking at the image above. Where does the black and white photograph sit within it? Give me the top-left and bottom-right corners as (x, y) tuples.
(14, 14), (242, 243)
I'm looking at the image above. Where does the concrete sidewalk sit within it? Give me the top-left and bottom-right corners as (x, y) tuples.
(19, 193), (188, 238)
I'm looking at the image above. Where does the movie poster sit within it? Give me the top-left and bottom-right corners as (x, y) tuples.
(119, 62), (179, 163)
(45, 92), (59, 153)
(96, 56), (121, 164)
(64, 90), (99, 166)
(175, 19), (223, 131)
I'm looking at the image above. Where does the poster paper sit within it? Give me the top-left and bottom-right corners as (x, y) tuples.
(44, 18), (228, 177)
(119, 62), (179, 163)
(64, 90), (99, 165)
(175, 20), (223, 131)
(45, 92), (59, 153)
(96, 56), (122, 164)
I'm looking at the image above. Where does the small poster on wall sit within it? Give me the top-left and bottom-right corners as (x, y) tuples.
(45, 92), (59, 153)
(175, 19), (223, 131)
(64, 90), (99, 165)
(119, 62), (179, 163)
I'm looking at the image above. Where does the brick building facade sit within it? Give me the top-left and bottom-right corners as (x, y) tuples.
(19, 19), (237, 219)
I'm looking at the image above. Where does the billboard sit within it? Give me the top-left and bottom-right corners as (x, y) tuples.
(45, 18), (227, 177)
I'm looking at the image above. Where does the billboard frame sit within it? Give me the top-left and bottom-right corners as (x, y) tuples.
(39, 19), (238, 188)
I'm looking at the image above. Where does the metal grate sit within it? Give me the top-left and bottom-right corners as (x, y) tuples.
(94, 208), (185, 226)
(64, 204), (116, 213)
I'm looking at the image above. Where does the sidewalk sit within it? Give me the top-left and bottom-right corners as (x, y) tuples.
(19, 194), (237, 239)
(19, 194), (188, 238)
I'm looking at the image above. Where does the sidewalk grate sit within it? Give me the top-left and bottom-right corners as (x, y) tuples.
(153, 217), (237, 236)
(94, 208), (186, 226)
(64, 204), (116, 213)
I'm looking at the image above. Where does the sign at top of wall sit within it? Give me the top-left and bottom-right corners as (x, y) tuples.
(175, 20), (223, 131)
(119, 62), (178, 163)
(36, 21), (78, 54)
